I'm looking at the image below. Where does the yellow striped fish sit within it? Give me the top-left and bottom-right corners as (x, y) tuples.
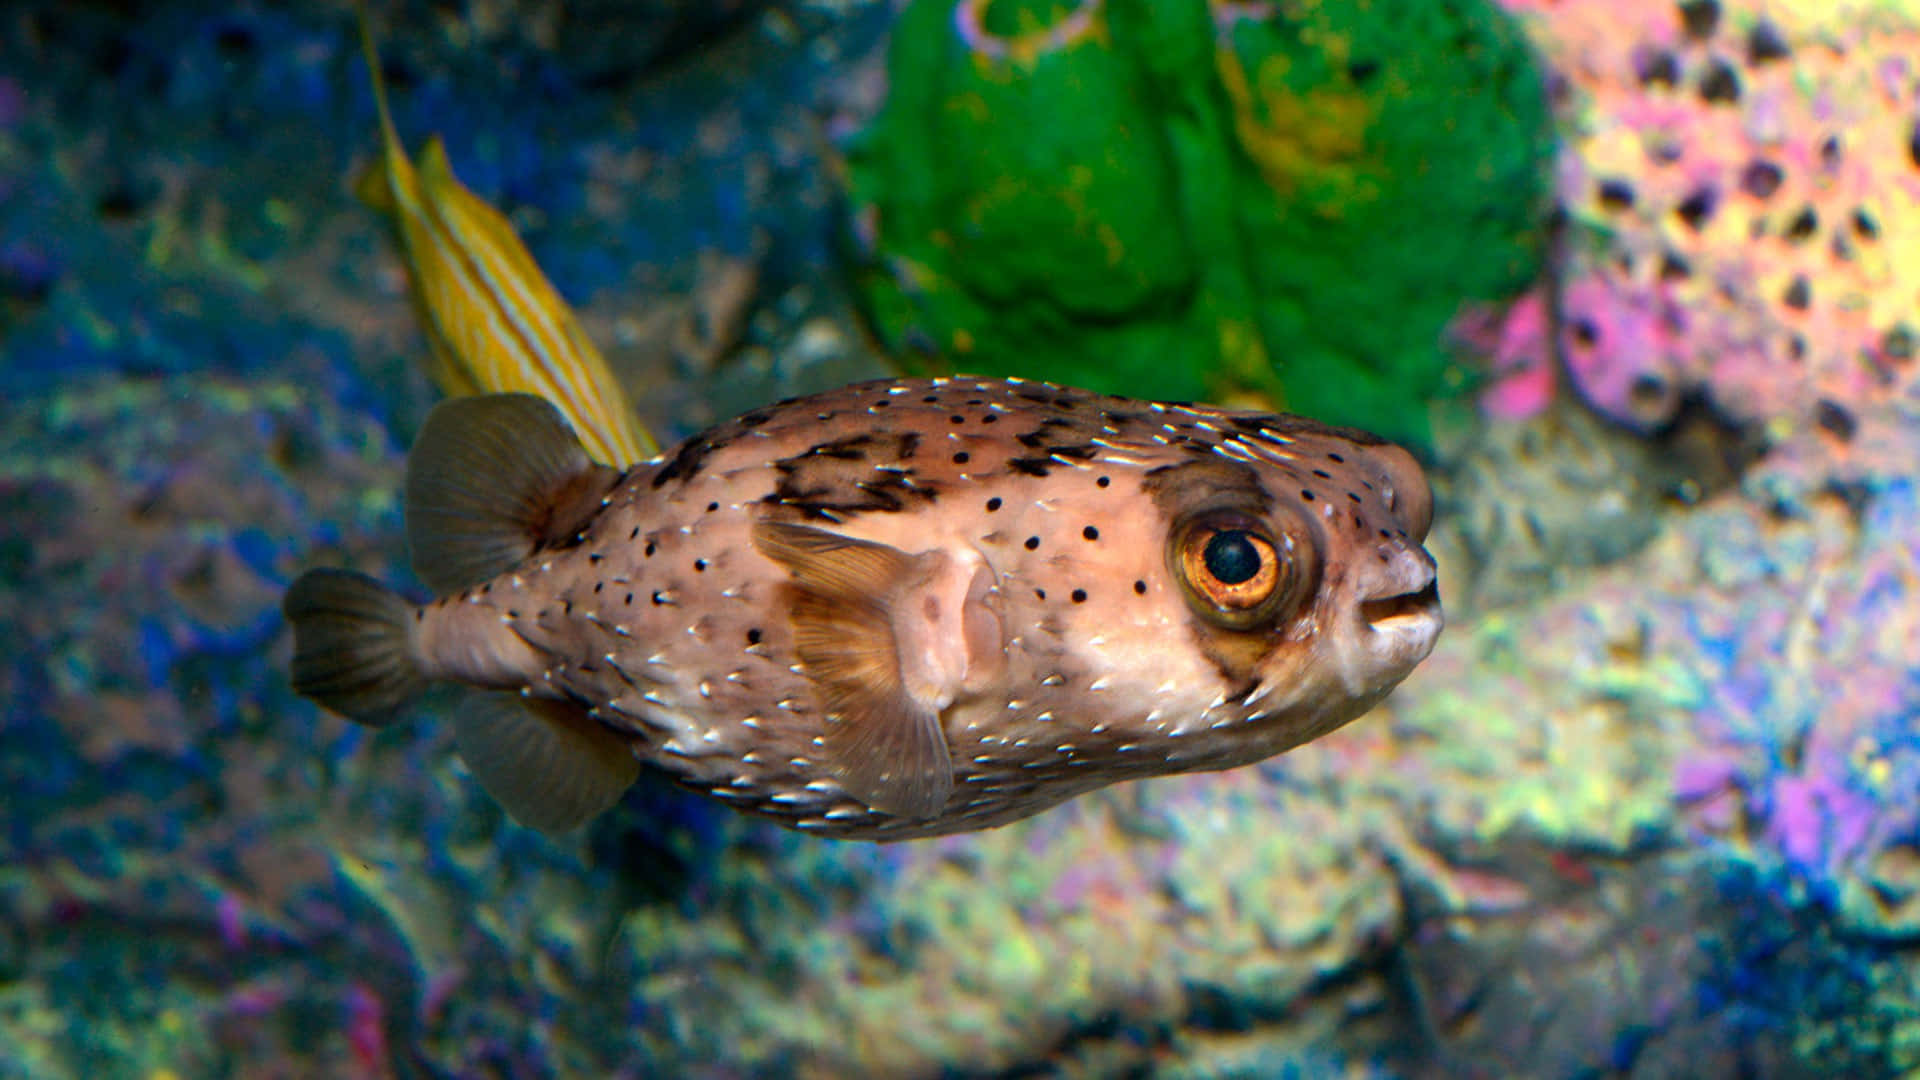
(353, 4), (658, 467)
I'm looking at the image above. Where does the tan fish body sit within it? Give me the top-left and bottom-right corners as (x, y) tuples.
(284, 377), (1441, 840)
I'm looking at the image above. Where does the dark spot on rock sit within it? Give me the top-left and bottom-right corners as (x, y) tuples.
(950, 414), (966, 425)
(1677, 0), (1719, 39)
(1071, 589), (1087, 604)
(1883, 324), (1914, 361)
(594, 582), (603, 593)
(693, 558), (707, 572)
(1025, 536), (1041, 551)
(1747, 19), (1790, 63)
(651, 591), (667, 605)
(1820, 135), (1842, 170)
(982, 413), (998, 424)
(1096, 476), (1111, 488)
(1659, 251), (1693, 281)
(1814, 399), (1856, 442)
(629, 526), (641, 540)
(1300, 489), (1316, 501)
(1782, 275), (1811, 310)
(986, 496), (1002, 512)
(1635, 47), (1680, 87)
(1629, 374), (1670, 409)
(644, 541), (656, 557)
(1698, 59), (1740, 104)
(1035, 588), (1047, 600)
(1785, 206), (1819, 241)
(1134, 580), (1147, 595)
(625, 592), (634, 605)
(1082, 526), (1099, 541)
(589, 552), (604, 563)
(1326, 453), (1345, 464)
(740, 410), (772, 427)
(1008, 457), (1053, 477)
(1852, 208), (1879, 240)
(706, 501), (719, 513)
(747, 628), (762, 645)
(1570, 317), (1601, 348)
(1739, 159), (1783, 199)
(1676, 187), (1717, 231)
(951, 451), (971, 465)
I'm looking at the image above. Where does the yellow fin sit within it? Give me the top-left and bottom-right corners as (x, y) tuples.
(405, 393), (618, 595)
(353, 2), (658, 467)
(754, 522), (958, 819)
(453, 693), (639, 833)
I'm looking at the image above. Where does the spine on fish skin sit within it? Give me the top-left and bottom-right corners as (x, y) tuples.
(283, 568), (428, 725)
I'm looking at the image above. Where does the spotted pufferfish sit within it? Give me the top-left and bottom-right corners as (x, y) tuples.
(284, 376), (1442, 841)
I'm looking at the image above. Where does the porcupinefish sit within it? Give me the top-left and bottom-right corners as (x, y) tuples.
(284, 376), (1442, 841)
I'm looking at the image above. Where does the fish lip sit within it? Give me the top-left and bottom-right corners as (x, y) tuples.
(1360, 579), (1442, 632)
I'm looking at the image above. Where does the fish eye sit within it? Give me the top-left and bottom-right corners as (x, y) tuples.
(1203, 530), (1264, 585)
(1172, 513), (1309, 629)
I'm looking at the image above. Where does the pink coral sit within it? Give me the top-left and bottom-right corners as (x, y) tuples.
(1482, 0), (1920, 430)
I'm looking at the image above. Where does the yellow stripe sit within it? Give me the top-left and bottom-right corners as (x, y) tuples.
(354, 2), (658, 467)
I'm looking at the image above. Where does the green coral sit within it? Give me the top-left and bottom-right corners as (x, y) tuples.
(843, 0), (1557, 445)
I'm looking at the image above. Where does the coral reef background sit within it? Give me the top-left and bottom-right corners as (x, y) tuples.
(2, 0), (1919, 1076)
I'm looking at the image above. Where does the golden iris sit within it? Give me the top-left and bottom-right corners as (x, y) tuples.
(1173, 513), (1301, 628)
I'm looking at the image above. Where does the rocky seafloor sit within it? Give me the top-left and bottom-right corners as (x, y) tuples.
(3, 1), (1919, 1076)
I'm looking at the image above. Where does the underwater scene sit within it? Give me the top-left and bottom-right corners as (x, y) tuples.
(4, 0), (1919, 1075)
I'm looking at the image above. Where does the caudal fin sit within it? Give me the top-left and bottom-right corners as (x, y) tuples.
(283, 568), (428, 724)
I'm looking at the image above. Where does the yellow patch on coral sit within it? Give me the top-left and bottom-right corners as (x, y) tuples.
(1215, 43), (1378, 215)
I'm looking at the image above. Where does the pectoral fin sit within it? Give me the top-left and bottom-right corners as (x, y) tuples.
(452, 693), (639, 833)
(753, 521), (960, 819)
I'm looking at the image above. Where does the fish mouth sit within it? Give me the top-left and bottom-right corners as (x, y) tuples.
(1360, 579), (1441, 631)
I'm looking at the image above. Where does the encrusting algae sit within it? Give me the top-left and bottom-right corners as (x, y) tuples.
(284, 377), (1442, 840)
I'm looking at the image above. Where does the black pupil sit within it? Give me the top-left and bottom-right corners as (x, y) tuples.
(1202, 530), (1262, 585)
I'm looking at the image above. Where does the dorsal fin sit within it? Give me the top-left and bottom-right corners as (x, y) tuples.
(405, 393), (618, 595)
(754, 521), (982, 820)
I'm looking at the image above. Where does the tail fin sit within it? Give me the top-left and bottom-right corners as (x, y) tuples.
(284, 568), (428, 724)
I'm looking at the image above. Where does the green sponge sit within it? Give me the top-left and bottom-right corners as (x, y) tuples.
(843, 0), (1556, 446)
